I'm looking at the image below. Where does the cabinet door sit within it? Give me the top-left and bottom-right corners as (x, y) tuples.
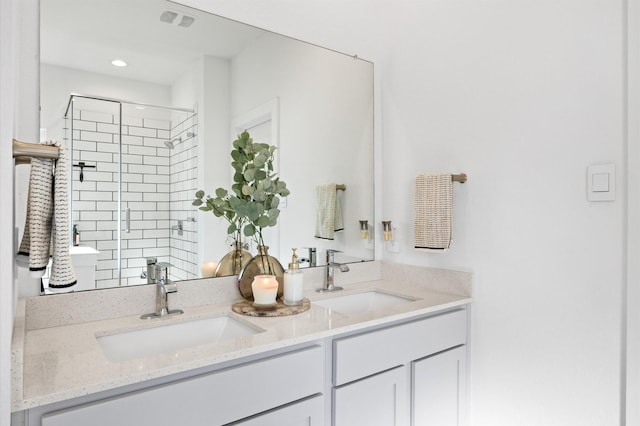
(333, 366), (406, 426)
(228, 395), (324, 426)
(412, 345), (467, 426)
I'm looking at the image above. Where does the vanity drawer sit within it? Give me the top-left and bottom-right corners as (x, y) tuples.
(332, 309), (467, 386)
(41, 344), (324, 426)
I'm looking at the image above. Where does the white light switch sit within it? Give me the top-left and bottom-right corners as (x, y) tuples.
(588, 164), (615, 201)
(591, 173), (609, 192)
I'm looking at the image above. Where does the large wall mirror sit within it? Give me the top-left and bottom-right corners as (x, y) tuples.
(38, 0), (374, 292)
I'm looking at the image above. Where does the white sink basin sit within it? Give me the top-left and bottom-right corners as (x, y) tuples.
(97, 316), (262, 362)
(314, 291), (415, 315)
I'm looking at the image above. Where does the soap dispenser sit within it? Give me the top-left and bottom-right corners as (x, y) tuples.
(283, 248), (304, 306)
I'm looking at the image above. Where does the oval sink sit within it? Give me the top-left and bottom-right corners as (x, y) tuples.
(97, 315), (263, 362)
(313, 291), (416, 316)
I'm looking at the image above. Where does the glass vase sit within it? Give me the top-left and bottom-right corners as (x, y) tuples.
(214, 242), (252, 277)
(238, 245), (285, 301)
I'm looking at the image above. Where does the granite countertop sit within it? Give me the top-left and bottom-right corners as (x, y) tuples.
(11, 262), (472, 411)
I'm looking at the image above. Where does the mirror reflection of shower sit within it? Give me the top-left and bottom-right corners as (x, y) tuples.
(64, 94), (199, 289)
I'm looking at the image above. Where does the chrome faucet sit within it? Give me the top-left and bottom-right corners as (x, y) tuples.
(140, 257), (157, 283)
(141, 262), (184, 319)
(317, 249), (350, 292)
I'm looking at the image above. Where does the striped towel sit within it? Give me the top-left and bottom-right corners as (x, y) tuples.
(315, 183), (344, 240)
(414, 173), (453, 251)
(18, 140), (77, 288)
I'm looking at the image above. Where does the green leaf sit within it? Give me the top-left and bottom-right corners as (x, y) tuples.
(244, 168), (256, 181)
(256, 215), (270, 228)
(243, 223), (256, 236)
(254, 189), (266, 202)
(270, 196), (280, 209)
(195, 190), (204, 198)
(192, 199), (203, 206)
(254, 153), (267, 168)
(215, 188), (228, 198)
(255, 170), (267, 182)
(231, 161), (244, 172)
(254, 143), (269, 152)
(241, 185), (253, 196)
(246, 202), (262, 221)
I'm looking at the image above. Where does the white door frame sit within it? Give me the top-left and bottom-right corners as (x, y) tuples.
(627, 0), (640, 424)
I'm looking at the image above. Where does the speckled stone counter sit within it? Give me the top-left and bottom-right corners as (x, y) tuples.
(11, 261), (472, 412)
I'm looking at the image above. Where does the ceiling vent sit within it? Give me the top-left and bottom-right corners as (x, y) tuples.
(160, 9), (195, 28)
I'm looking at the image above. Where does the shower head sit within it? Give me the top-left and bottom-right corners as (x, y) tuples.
(164, 137), (181, 149)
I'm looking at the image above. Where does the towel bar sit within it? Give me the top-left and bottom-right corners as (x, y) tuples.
(452, 173), (467, 183)
(12, 139), (59, 164)
(336, 184), (346, 191)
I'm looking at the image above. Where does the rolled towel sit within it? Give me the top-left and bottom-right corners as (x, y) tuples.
(414, 173), (453, 251)
(315, 183), (344, 240)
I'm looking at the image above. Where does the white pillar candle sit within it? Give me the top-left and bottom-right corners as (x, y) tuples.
(251, 275), (278, 305)
(201, 261), (218, 278)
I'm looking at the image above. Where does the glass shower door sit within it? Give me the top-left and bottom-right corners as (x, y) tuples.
(67, 96), (122, 289)
(67, 96), (199, 289)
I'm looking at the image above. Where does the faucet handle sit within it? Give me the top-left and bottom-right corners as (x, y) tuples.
(154, 262), (172, 283)
(326, 249), (342, 262)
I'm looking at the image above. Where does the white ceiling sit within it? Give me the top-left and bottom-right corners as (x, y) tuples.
(41, 0), (266, 86)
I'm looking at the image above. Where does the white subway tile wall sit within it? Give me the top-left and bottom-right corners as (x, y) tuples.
(69, 109), (198, 289)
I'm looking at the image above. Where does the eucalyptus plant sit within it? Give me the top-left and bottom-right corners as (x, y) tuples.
(192, 131), (290, 249)
(192, 187), (246, 247)
(230, 131), (290, 247)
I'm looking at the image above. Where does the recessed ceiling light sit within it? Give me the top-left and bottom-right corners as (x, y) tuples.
(111, 59), (127, 67)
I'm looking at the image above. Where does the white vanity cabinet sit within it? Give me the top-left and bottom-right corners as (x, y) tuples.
(331, 308), (468, 426)
(16, 307), (470, 426)
(27, 344), (325, 426)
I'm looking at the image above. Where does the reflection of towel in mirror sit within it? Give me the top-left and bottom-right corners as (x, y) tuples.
(17, 140), (77, 288)
(315, 183), (344, 240)
(414, 173), (453, 251)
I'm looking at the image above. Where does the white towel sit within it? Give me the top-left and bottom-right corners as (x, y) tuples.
(18, 140), (77, 288)
(315, 183), (344, 240)
(414, 173), (453, 251)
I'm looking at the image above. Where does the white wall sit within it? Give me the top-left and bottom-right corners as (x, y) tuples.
(2, 0), (39, 423)
(0, 0), (17, 423)
(186, 56), (234, 267)
(41, 64), (172, 141)
(627, 0), (640, 423)
(180, 0), (626, 425)
(380, 2), (625, 425)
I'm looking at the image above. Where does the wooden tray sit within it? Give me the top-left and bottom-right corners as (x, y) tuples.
(232, 298), (310, 317)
